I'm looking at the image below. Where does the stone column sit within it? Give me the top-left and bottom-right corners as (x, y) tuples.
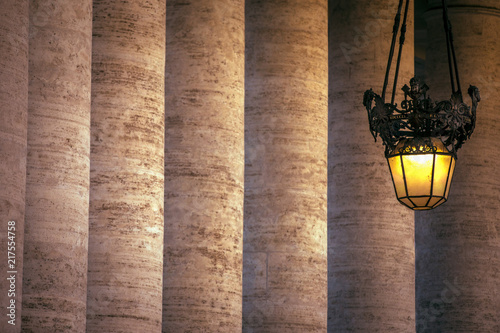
(86, 1), (166, 332)
(243, 1), (328, 331)
(0, 1), (28, 331)
(22, 0), (92, 331)
(328, 0), (415, 331)
(162, 1), (244, 332)
(416, 1), (500, 332)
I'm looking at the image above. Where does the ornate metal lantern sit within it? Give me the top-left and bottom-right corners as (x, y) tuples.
(363, 0), (480, 210)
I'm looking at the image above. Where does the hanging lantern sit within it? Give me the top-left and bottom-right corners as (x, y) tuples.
(363, 0), (480, 210)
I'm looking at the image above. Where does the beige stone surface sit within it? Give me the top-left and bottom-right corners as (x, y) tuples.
(0, 0), (28, 332)
(416, 1), (500, 331)
(162, 1), (244, 332)
(243, 0), (328, 331)
(86, 1), (166, 332)
(21, 0), (92, 331)
(328, 0), (415, 331)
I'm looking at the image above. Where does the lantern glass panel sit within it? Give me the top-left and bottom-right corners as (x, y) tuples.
(402, 154), (433, 197)
(388, 155), (406, 198)
(433, 154), (453, 196)
(427, 196), (443, 208)
(400, 198), (413, 208)
(445, 158), (456, 198)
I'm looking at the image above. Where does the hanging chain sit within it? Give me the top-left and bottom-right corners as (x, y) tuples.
(364, 0), (479, 159)
(383, 0), (462, 104)
(442, 0), (463, 101)
(391, 0), (411, 105)
(382, 0), (404, 102)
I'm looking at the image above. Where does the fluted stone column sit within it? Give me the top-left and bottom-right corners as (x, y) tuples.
(86, 1), (166, 332)
(162, 1), (244, 332)
(243, 1), (328, 331)
(22, 0), (92, 331)
(416, 2), (500, 332)
(0, 1), (28, 332)
(328, 0), (415, 331)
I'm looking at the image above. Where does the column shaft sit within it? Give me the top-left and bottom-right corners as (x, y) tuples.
(243, 1), (328, 331)
(22, 0), (92, 331)
(0, 0), (28, 331)
(328, 0), (415, 331)
(163, 1), (245, 331)
(86, 1), (166, 332)
(416, 1), (500, 331)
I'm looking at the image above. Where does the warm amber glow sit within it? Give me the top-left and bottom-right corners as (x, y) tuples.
(403, 154), (433, 198)
(387, 138), (455, 210)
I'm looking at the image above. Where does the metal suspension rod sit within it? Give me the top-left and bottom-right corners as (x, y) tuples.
(442, 0), (457, 95)
(391, 0), (411, 105)
(382, 0), (405, 102)
(450, 34), (463, 99)
(443, 0), (463, 99)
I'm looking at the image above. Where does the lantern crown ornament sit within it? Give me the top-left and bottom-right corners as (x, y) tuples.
(363, 0), (480, 210)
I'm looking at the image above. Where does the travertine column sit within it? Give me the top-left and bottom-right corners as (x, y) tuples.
(163, 1), (244, 332)
(22, 0), (92, 331)
(328, 0), (415, 331)
(86, 1), (165, 332)
(0, 1), (28, 331)
(243, 1), (328, 331)
(416, 1), (500, 332)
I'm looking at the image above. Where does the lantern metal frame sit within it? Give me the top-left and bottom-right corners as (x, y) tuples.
(363, 0), (480, 210)
(386, 137), (456, 210)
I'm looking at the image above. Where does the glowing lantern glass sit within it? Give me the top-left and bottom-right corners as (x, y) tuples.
(387, 138), (455, 210)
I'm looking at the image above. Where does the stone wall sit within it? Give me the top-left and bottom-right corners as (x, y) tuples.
(328, 0), (416, 331)
(0, 0), (28, 331)
(22, 0), (92, 331)
(162, 1), (245, 332)
(244, 0), (329, 331)
(86, 1), (166, 331)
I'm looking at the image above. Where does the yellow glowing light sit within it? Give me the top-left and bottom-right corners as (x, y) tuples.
(387, 138), (455, 210)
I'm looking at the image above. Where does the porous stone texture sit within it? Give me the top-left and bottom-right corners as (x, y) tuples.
(86, 1), (165, 332)
(0, 1), (28, 332)
(328, 0), (415, 331)
(243, 1), (328, 331)
(416, 1), (500, 332)
(162, 1), (244, 332)
(22, 0), (92, 331)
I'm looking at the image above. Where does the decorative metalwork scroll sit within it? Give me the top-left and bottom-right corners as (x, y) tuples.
(363, 77), (480, 158)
